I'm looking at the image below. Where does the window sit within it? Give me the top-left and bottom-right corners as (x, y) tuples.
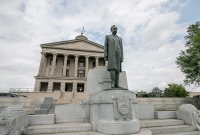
(78, 70), (84, 77)
(93, 62), (95, 67)
(77, 84), (84, 92)
(65, 83), (72, 92)
(65, 84), (68, 92)
(53, 83), (61, 91)
(79, 61), (84, 67)
(40, 82), (48, 91)
(50, 59), (53, 65)
(67, 60), (70, 66)
(66, 69), (69, 77)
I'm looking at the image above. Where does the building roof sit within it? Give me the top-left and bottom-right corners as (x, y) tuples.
(40, 33), (104, 50)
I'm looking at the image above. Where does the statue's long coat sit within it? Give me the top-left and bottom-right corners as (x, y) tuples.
(104, 35), (123, 72)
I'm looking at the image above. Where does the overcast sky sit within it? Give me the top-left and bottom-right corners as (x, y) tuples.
(0, 0), (200, 93)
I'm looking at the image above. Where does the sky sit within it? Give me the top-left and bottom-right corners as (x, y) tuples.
(0, 0), (200, 93)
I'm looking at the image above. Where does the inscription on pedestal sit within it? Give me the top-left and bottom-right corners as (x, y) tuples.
(113, 96), (133, 122)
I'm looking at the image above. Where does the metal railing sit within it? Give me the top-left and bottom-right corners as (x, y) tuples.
(9, 88), (34, 93)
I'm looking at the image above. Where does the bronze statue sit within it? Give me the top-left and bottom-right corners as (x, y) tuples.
(104, 25), (124, 88)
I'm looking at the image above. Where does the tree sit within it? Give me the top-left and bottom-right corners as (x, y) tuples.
(163, 88), (174, 97)
(137, 91), (147, 95)
(137, 91), (147, 97)
(151, 87), (163, 97)
(163, 83), (189, 97)
(176, 21), (200, 86)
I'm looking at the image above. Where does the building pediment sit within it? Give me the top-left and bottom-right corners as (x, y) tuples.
(41, 39), (104, 52)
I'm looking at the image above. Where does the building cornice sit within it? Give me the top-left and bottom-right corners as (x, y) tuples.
(40, 39), (104, 49)
(34, 76), (87, 81)
(42, 46), (104, 53)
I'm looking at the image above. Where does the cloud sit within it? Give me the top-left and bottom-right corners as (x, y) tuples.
(0, 0), (199, 93)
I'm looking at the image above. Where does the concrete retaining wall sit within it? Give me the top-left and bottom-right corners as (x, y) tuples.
(12, 91), (62, 100)
(1, 97), (199, 114)
(137, 98), (200, 111)
(0, 98), (45, 114)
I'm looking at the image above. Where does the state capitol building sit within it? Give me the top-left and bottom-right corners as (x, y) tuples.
(33, 33), (106, 103)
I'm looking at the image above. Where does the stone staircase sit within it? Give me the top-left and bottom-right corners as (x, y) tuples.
(23, 111), (200, 135)
(47, 104), (63, 114)
(142, 120), (195, 134)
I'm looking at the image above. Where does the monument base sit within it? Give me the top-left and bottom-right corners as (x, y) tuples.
(98, 120), (140, 134)
(90, 90), (140, 134)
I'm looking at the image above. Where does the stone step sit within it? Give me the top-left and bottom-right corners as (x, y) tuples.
(26, 131), (106, 135)
(140, 119), (184, 128)
(24, 130), (152, 135)
(47, 104), (63, 114)
(143, 125), (195, 135)
(23, 122), (92, 135)
(156, 131), (200, 135)
(154, 111), (177, 119)
(47, 111), (54, 114)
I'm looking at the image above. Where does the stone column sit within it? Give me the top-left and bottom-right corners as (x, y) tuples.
(38, 52), (46, 76)
(72, 82), (77, 100)
(72, 82), (77, 93)
(42, 54), (47, 76)
(62, 54), (68, 77)
(74, 55), (79, 77)
(34, 80), (40, 92)
(50, 53), (57, 76)
(47, 82), (53, 92)
(85, 56), (89, 78)
(60, 82), (65, 92)
(95, 57), (99, 67)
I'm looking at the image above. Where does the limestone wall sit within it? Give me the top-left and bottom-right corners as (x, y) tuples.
(1, 96), (199, 114)
(12, 91), (62, 100)
(137, 98), (200, 111)
(0, 98), (45, 114)
(11, 91), (86, 104)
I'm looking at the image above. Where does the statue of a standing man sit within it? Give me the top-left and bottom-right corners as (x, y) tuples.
(104, 25), (123, 88)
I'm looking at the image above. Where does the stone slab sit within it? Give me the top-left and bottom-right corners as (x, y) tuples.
(23, 122), (92, 134)
(138, 103), (155, 120)
(40, 104), (52, 110)
(156, 131), (200, 135)
(143, 125), (194, 134)
(34, 109), (48, 115)
(154, 111), (177, 119)
(140, 119), (184, 128)
(98, 120), (140, 134)
(0, 106), (29, 135)
(43, 97), (54, 104)
(32, 129), (152, 135)
(176, 104), (198, 125)
(28, 114), (55, 125)
(55, 103), (88, 123)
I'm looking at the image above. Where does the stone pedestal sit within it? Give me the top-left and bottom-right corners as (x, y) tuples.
(90, 90), (140, 134)
(86, 66), (128, 100)
(0, 106), (29, 135)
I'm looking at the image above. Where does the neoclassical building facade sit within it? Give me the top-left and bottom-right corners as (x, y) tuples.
(33, 34), (106, 103)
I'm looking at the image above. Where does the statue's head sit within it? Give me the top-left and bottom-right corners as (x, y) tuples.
(111, 25), (117, 34)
